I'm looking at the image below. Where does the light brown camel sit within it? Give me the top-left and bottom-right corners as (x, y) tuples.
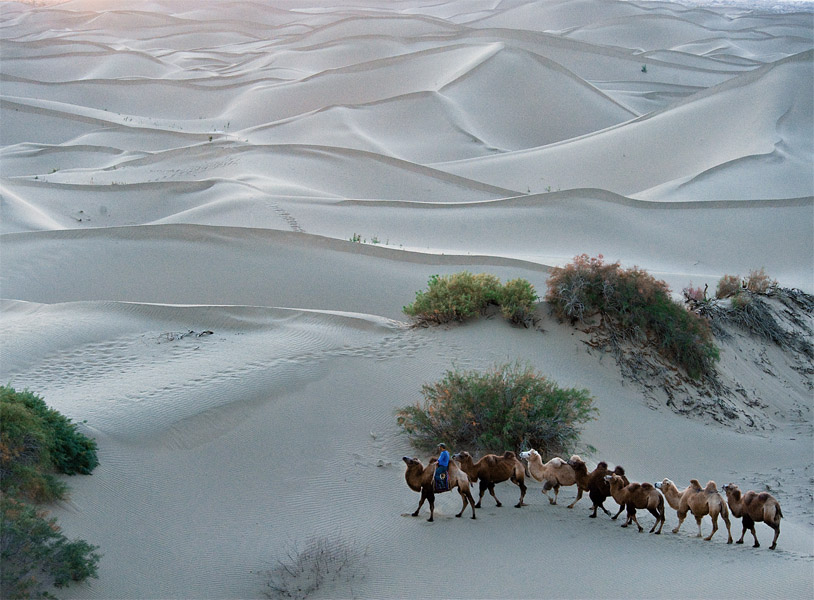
(722, 483), (782, 549)
(607, 473), (666, 534)
(655, 478), (732, 543)
(519, 450), (577, 505)
(402, 456), (476, 522)
(452, 451), (527, 508)
(567, 456), (624, 517)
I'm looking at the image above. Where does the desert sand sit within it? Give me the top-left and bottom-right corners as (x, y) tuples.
(1, 0), (812, 598)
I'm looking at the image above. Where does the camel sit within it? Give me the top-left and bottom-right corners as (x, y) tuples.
(402, 456), (476, 522)
(567, 456), (626, 518)
(606, 473), (666, 534)
(722, 483), (782, 549)
(519, 449), (577, 505)
(452, 451), (527, 508)
(655, 478), (732, 543)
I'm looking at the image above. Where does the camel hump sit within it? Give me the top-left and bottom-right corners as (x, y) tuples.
(503, 450), (516, 460)
(640, 482), (655, 491)
(757, 492), (772, 502)
(689, 479), (702, 490)
(614, 466), (626, 476)
(627, 483), (642, 492)
(704, 481), (718, 493)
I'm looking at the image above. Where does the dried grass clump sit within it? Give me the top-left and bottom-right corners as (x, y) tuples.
(263, 535), (366, 600)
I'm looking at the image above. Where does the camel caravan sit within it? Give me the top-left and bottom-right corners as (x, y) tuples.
(403, 447), (783, 550)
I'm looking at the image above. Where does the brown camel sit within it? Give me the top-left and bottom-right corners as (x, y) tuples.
(402, 456), (476, 522)
(607, 473), (666, 534)
(567, 456), (625, 518)
(722, 483), (782, 549)
(655, 478), (732, 543)
(519, 450), (577, 505)
(452, 451), (527, 508)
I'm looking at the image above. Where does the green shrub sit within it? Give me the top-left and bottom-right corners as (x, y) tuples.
(1, 496), (100, 599)
(499, 278), (539, 324)
(396, 362), (596, 456)
(546, 254), (719, 379)
(403, 272), (537, 326)
(0, 387), (99, 502)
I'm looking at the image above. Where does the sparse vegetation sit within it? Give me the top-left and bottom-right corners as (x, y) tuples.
(692, 274), (813, 358)
(545, 254), (719, 379)
(403, 272), (538, 326)
(262, 535), (366, 600)
(1, 496), (100, 599)
(0, 386), (100, 598)
(396, 361), (596, 456)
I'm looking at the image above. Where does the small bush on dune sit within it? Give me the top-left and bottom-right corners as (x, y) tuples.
(0, 386), (100, 598)
(499, 278), (539, 325)
(403, 272), (537, 326)
(396, 362), (596, 456)
(262, 535), (366, 600)
(1, 496), (100, 599)
(716, 268), (776, 298)
(545, 254), (719, 380)
(0, 386), (99, 502)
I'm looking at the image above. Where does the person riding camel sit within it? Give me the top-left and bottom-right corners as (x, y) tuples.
(434, 443), (450, 490)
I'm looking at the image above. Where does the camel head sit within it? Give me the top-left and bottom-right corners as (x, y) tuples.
(605, 473), (625, 488)
(402, 456), (424, 470)
(519, 449), (539, 462)
(567, 455), (585, 468)
(722, 483), (741, 500)
(654, 478), (674, 491)
(452, 451), (472, 462)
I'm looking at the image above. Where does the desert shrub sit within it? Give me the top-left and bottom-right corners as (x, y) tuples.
(682, 283), (708, 303)
(546, 254), (719, 379)
(403, 272), (501, 323)
(1, 495), (100, 599)
(716, 269), (776, 298)
(263, 535), (366, 600)
(715, 274), (742, 299)
(403, 272), (537, 326)
(499, 278), (539, 325)
(0, 387), (98, 502)
(744, 268), (775, 294)
(396, 362), (596, 456)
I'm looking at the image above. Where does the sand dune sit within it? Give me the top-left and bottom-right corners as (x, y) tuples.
(1, 1), (812, 599)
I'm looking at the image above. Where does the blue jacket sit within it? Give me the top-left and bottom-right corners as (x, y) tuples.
(438, 450), (450, 468)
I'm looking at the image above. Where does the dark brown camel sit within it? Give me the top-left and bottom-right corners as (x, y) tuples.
(453, 451), (527, 508)
(402, 456), (476, 522)
(723, 483), (782, 549)
(568, 457), (626, 518)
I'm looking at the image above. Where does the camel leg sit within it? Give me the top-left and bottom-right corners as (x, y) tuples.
(542, 481), (555, 505)
(456, 490), (467, 518)
(598, 502), (611, 517)
(487, 482), (502, 507)
(412, 489), (428, 518)
(427, 491), (436, 522)
(612, 504), (625, 520)
(647, 507), (662, 533)
(723, 513), (733, 544)
(672, 512), (687, 535)
(567, 488), (584, 509)
(467, 490), (477, 519)
(697, 515), (705, 539)
(742, 516), (759, 547)
(769, 523), (780, 550)
(627, 509), (644, 533)
(514, 480), (527, 508)
(704, 515), (718, 541)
